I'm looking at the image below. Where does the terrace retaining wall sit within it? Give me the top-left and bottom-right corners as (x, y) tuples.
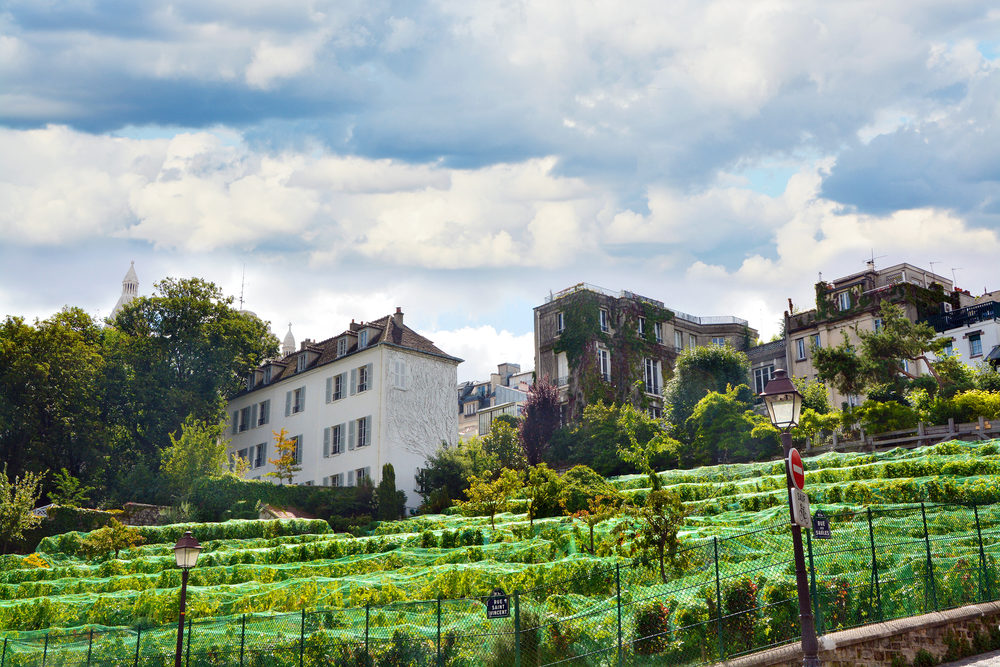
(719, 600), (1000, 667)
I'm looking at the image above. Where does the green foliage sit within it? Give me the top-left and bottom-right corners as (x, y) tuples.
(664, 343), (752, 437)
(457, 469), (522, 529)
(793, 376), (831, 414)
(47, 468), (92, 508)
(160, 415), (229, 498)
(854, 400), (919, 433)
(557, 465), (620, 514)
(416, 438), (496, 510)
(683, 385), (779, 466)
(524, 464), (562, 527)
(374, 464), (406, 521)
(80, 519), (145, 561)
(0, 466), (45, 554)
(621, 489), (688, 583)
(634, 601), (670, 654)
(616, 403), (678, 489)
(481, 420), (527, 471)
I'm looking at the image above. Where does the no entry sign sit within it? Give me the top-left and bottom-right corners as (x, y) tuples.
(788, 448), (805, 491)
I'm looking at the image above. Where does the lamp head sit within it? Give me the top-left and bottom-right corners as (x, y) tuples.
(173, 531), (202, 569)
(760, 369), (803, 430)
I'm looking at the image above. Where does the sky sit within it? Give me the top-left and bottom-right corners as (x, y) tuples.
(2, 1), (1000, 383)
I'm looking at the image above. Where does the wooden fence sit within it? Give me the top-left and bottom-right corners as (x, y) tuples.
(806, 416), (1000, 455)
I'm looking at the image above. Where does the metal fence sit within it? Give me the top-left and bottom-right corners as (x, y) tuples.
(2, 500), (1000, 666)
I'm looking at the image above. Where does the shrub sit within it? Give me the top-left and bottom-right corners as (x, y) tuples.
(634, 601), (671, 655)
(912, 648), (935, 667)
(558, 466), (620, 514)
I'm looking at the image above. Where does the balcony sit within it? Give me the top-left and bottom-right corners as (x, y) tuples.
(925, 301), (1000, 332)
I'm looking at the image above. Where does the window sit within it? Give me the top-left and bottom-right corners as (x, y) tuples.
(290, 435), (302, 464)
(257, 400), (270, 426)
(643, 358), (660, 395)
(337, 337), (348, 358)
(463, 401), (476, 416)
(556, 312), (564, 333)
(263, 366), (272, 383)
(648, 406), (662, 419)
(286, 387), (306, 415)
(326, 373), (345, 402)
(712, 337), (726, 346)
(837, 291), (851, 311)
(246, 374), (254, 390)
(358, 329), (369, 349)
(654, 322), (663, 343)
(796, 338), (806, 360)
(239, 406), (251, 432)
(689, 334), (696, 348)
(392, 360), (408, 389)
(874, 318), (883, 333)
(637, 316), (646, 336)
(253, 442), (266, 469)
(599, 308), (609, 332)
(971, 333), (983, 357)
(297, 353), (307, 372)
(236, 448), (248, 462)
(357, 416), (370, 448)
(324, 424), (344, 457)
(811, 334), (821, 349)
(351, 364), (373, 394)
(901, 358), (910, 374)
(943, 339), (954, 356)
(753, 366), (774, 395)
(597, 347), (611, 382)
(674, 330), (683, 350)
(356, 467), (370, 484)
(325, 473), (343, 487)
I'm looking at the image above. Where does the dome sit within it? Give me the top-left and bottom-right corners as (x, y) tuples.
(282, 323), (296, 356)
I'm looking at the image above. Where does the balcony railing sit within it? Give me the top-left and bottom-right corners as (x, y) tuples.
(544, 284), (747, 327)
(925, 301), (1000, 332)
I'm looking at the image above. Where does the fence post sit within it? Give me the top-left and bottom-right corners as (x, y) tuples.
(921, 503), (938, 611)
(1, 637), (6, 667)
(133, 627), (141, 667)
(87, 629), (93, 666)
(365, 604), (370, 664)
(713, 537), (725, 661)
(616, 563), (623, 667)
(240, 614), (246, 667)
(42, 632), (49, 667)
(867, 507), (883, 621)
(974, 503), (992, 601)
(514, 591), (521, 667)
(299, 609), (306, 667)
(436, 599), (442, 667)
(806, 529), (822, 636)
(186, 618), (192, 667)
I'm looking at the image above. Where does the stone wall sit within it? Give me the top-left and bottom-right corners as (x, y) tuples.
(122, 502), (168, 526)
(723, 601), (1000, 667)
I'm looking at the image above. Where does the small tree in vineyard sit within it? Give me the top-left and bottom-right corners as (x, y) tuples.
(519, 377), (561, 465)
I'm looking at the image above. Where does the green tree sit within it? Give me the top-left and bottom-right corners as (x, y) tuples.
(47, 468), (93, 508)
(458, 469), (522, 529)
(415, 438), (497, 511)
(571, 495), (619, 554)
(266, 428), (301, 485)
(159, 416), (229, 498)
(684, 384), (778, 466)
(519, 378), (561, 465)
(793, 376), (830, 414)
(0, 466), (45, 554)
(482, 420), (527, 471)
(375, 463), (406, 521)
(523, 464), (562, 528)
(623, 490), (688, 583)
(81, 518), (145, 561)
(616, 403), (679, 490)
(664, 344), (752, 439)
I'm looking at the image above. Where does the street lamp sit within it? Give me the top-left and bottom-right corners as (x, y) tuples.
(761, 370), (819, 667)
(173, 531), (202, 667)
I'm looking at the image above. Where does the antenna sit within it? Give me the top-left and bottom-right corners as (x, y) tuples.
(928, 261), (941, 276)
(951, 268), (962, 287)
(865, 249), (887, 271)
(239, 264), (246, 310)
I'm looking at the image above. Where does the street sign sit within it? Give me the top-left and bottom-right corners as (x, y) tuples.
(485, 587), (510, 619)
(812, 510), (831, 539)
(790, 488), (811, 528)
(788, 448), (805, 491)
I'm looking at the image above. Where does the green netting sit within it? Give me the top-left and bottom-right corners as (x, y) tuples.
(5, 439), (1000, 665)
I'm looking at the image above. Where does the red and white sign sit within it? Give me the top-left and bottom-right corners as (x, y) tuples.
(788, 448), (805, 491)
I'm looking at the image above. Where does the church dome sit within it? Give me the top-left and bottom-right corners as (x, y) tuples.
(282, 324), (296, 356)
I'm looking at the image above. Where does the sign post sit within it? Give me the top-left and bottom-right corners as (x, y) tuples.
(485, 587), (510, 619)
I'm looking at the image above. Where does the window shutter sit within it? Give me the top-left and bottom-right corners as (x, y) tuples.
(295, 437), (302, 464)
(350, 368), (357, 395)
(300, 386), (306, 406)
(251, 403), (258, 429)
(260, 441), (267, 462)
(348, 419), (356, 450)
(364, 415), (372, 447)
(231, 411), (239, 435)
(348, 470), (355, 486)
(365, 363), (374, 391)
(285, 391), (292, 416)
(323, 427), (331, 458)
(339, 423), (347, 454)
(326, 377), (332, 403)
(322, 476), (329, 487)
(261, 400), (269, 425)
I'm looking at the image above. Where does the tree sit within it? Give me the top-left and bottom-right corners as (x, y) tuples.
(415, 438), (497, 511)
(482, 420), (527, 471)
(81, 519), (145, 561)
(375, 464), (406, 521)
(0, 466), (45, 554)
(664, 344), (752, 439)
(624, 490), (688, 583)
(159, 416), (229, 498)
(267, 429), (301, 485)
(458, 469), (522, 529)
(519, 377), (561, 465)
(524, 464), (562, 528)
(793, 376), (830, 414)
(571, 495), (619, 554)
(47, 468), (92, 508)
(683, 385), (780, 466)
(616, 403), (679, 490)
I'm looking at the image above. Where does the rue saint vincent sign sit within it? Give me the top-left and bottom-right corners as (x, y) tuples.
(485, 587), (510, 619)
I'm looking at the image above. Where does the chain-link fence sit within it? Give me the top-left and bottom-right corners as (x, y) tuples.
(3, 501), (1000, 666)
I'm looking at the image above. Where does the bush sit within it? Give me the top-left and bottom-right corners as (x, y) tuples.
(634, 601), (671, 655)
(558, 466), (620, 514)
(912, 648), (936, 667)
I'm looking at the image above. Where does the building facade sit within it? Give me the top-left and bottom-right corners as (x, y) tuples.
(225, 308), (461, 510)
(926, 300), (1000, 368)
(533, 283), (756, 420)
(457, 362), (530, 439)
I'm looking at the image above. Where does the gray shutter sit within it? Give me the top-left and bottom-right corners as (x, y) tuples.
(323, 427), (330, 458)
(364, 415), (372, 447)
(300, 386), (305, 407)
(295, 436), (302, 464)
(365, 363), (373, 392)
(261, 441), (267, 462)
(350, 368), (357, 395)
(261, 400), (269, 425)
(231, 411), (239, 435)
(251, 403), (258, 429)
(348, 419), (356, 450)
(348, 470), (355, 486)
(326, 377), (332, 403)
(339, 423), (347, 454)
(285, 391), (292, 416)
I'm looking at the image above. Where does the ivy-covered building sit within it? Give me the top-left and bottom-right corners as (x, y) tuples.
(533, 283), (756, 421)
(784, 262), (970, 408)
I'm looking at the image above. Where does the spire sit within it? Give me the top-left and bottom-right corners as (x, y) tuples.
(282, 323), (296, 356)
(111, 261), (139, 319)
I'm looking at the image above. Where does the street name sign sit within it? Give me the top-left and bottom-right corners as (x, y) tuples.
(486, 587), (510, 619)
(812, 510), (832, 539)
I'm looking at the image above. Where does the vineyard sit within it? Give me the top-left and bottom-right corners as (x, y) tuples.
(4, 439), (1000, 665)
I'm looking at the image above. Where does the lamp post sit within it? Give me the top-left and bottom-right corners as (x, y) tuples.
(173, 531), (202, 667)
(761, 370), (819, 667)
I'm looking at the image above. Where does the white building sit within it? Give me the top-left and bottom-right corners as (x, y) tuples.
(225, 308), (461, 510)
(927, 300), (1000, 369)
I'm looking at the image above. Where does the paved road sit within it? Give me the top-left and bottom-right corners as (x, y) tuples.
(942, 650), (1000, 666)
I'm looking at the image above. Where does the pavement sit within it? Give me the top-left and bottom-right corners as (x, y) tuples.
(942, 650), (1000, 666)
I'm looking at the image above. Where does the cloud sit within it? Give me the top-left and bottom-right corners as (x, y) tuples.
(423, 326), (535, 383)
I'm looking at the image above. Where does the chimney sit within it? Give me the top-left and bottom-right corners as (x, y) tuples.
(394, 307), (404, 328)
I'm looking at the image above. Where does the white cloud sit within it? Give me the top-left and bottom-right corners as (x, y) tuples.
(424, 326), (535, 383)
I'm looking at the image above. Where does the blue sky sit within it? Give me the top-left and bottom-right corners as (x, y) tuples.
(2, 1), (1000, 381)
